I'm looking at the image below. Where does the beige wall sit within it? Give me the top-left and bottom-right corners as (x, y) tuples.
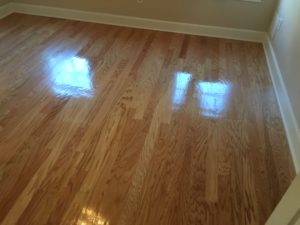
(11, 0), (277, 31)
(0, 0), (10, 6)
(270, 0), (300, 127)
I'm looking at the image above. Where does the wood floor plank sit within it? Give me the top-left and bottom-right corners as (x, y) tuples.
(0, 13), (296, 225)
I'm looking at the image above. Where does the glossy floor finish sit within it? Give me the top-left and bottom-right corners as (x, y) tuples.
(0, 14), (296, 225)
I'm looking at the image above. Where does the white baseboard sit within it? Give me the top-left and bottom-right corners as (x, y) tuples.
(2, 2), (266, 43)
(263, 38), (300, 173)
(0, 3), (13, 19)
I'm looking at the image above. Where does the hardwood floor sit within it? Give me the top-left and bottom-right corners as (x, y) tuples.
(0, 13), (296, 225)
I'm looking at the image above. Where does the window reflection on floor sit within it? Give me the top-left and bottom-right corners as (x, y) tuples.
(196, 81), (231, 118)
(49, 56), (94, 98)
(77, 207), (109, 225)
(172, 72), (193, 110)
(171, 71), (231, 118)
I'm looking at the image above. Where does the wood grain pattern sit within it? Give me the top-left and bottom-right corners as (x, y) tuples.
(0, 13), (296, 225)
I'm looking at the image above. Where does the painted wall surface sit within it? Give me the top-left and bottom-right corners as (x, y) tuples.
(0, 0), (10, 6)
(11, 0), (277, 31)
(270, 0), (300, 127)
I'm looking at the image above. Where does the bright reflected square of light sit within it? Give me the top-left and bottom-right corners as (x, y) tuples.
(196, 81), (231, 118)
(172, 72), (193, 110)
(49, 56), (94, 97)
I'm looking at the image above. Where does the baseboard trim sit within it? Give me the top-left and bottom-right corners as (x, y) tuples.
(0, 3), (13, 19)
(2, 2), (266, 43)
(263, 38), (300, 173)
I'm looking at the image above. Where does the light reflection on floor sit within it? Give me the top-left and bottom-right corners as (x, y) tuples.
(196, 81), (231, 118)
(171, 72), (231, 118)
(77, 207), (109, 225)
(172, 72), (193, 110)
(48, 56), (94, 98)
